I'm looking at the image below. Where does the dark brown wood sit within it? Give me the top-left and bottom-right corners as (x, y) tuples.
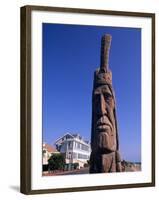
(22, 182), (155, 195)
(20, 5), (155, 195)
(151, 13), (155, 187)
(23, 5), (155, 18)
(20, 6), (32, 194)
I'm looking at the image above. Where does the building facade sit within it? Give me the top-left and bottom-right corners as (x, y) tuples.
(43, 143), (59, 167)
(55, 133), (91, 168)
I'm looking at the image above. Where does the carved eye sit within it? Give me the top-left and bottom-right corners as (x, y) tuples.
(103, 93), (111, 100)
(104, 94), (113, 105)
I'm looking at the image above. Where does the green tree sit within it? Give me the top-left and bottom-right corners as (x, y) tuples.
(48, 153), (65, 171)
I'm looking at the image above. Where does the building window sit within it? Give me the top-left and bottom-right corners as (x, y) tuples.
(77, 142), (80, 149)
(74, 142), (78, 148)
(73, 152), (77, 159)
(78, 153), (88, 159)
(81, 144), (89, 151)
(60, 142), (66, 152)
(67, 152), (72, 159)
(68, 141), (73, 149)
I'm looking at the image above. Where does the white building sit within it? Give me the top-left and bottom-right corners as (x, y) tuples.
(55, 133), (91, 168)
(43, 142), (59, 165)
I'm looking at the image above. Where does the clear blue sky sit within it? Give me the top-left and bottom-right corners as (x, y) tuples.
(42, 23), (141, 162)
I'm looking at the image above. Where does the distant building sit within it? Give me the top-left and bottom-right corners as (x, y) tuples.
(43, 143), (59, 166)
(55, 133), (91, 168)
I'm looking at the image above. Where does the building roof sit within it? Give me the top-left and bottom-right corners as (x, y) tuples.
(43, 143), (59, 153)
(55, 133), (90, 146)
(54, 132), (74, 144)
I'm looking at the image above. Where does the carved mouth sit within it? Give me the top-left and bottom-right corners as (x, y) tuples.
(96, 123), (112, 132)
(96, 116), (113, 132)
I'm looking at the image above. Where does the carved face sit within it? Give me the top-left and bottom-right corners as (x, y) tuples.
(93, 83), (117, 152)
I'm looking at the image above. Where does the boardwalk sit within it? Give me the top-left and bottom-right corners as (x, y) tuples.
(43, 167), (89, 176)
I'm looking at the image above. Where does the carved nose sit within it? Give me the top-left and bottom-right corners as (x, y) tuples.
(98, 94), (107, 115)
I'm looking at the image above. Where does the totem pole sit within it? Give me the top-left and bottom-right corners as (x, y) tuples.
(90, 34), (122, 173)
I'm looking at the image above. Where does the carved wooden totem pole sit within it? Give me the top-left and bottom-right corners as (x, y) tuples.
(90, 34), (122, 173)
